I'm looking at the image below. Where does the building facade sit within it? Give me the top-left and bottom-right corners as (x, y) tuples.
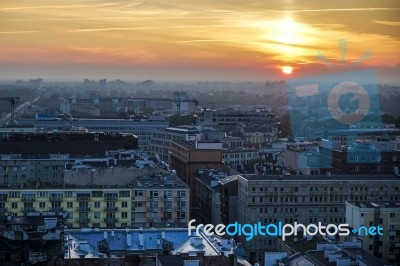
(169, 141), (223, 219)
(346, 201), (400, 264)
(236, 174), (400, 262)
(150, 126), (200, 162)
(0, 174), (189, 230)
(16, 115), (167, 148)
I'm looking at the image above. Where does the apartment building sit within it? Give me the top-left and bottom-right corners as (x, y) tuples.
(131, 174), (189, 228)
(346, 201), (400, 264)
(0, 174), (189, 229)
(236, 174), (400, 262)
(0, 154), (71, 186)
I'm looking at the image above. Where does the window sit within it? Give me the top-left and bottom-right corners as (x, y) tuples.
(67, 202), (73, 208)
(11, 202), (18, 209)
(94, 212), (100, 219)
(121, 212), (128, 219)
(179, 191), (186, 199)
(94, 202), (100, 208)
(150, 191), (159, 199)
(121, 201), (128, 208)
(119, 191), (130, 197)
(39, 202), (46, 209)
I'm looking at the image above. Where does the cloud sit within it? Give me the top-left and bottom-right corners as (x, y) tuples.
(0, 31), (41, 34)
(373, 20), (400, 27)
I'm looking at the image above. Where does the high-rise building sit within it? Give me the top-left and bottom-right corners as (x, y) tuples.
(169, 140), (223, 219)
(236, 174), (400, 261)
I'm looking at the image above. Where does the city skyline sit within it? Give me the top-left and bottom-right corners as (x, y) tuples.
(0, 0), (399, 82)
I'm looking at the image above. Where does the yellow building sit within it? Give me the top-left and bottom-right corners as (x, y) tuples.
(0, 186), (132, 228)
(346, 200), (400, 265)
(0, 174), (189, 229)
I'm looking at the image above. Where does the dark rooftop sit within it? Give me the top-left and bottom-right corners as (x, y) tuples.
(240, 174), (400, 182)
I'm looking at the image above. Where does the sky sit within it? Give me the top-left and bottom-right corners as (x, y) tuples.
(0, 0), (399, 82)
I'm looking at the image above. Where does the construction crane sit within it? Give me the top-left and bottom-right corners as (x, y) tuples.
(0, 96), (20, 127)
(130, 91), (198, 116)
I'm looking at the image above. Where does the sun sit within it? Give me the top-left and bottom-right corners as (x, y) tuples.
(282, 66), (293, 75)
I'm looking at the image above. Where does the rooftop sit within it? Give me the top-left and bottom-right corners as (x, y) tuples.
(64, 228), (236, 259)
(240, 174), (400, 182)
(346, 200), (400, 208)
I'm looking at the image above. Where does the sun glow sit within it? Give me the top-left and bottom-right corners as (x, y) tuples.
(282, 66), (293, 75)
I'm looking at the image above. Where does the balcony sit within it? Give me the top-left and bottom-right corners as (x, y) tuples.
(77, 206), (90, 212)
(0, 196), (8, 202)
(76, 217), (90, 223)
(49, 196), (63, 202)
(49, 207), (64, 212)
(104, 195), (118, 201)
(104, 217), (118, 223)
(133, 206), (146, 212)
(104, 206), (118, 212)
(77, 195), (90, 201)
(22, 197), (35, 202)
(0, 207), (7, 213)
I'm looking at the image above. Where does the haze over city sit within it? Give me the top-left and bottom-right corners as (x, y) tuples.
(1, 0), (399, 82)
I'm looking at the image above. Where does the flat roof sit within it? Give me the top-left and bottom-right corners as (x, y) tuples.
(240, 174), (400, 182)
(65, 228), (235, 259)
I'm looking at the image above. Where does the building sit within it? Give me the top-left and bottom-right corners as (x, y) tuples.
(222, 148), (259, 171)
(16, 115), (168, 149)
(150, 126), (201, 162)
(346, 201), (400, 264)
(277, 142), (321, 175)
(241, 122), (278, 147)
(63, 228), (248, 266)
(169, 140), (223, 219)
(0, 173), (189, 230)
(0, 130), (138, 156)
(196, 108), (276, 129)
(320, 138), (400, 174)
(131, 174), (189, 228)
(192, 168), (225, 225)
(219, 175), (238, 226)
(276, 235), (386, 266)
(236, 174), (400, 262)
(0, 150), (142, 186)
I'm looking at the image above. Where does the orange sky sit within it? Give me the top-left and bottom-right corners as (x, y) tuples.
(0, 0), (399, 81)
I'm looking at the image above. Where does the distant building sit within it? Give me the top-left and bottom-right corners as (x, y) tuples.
(346, 201), (400, 264)
(0, 130), (138, 156)
(98, 79), (107, 90)
(150, 126), (201, 162)
(169, 140), (223, 219)
(222, 148), (259, 171)
(16, 115), (167, 148)
(320, 138), (400, 175)
(236, 174), (400, 262)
